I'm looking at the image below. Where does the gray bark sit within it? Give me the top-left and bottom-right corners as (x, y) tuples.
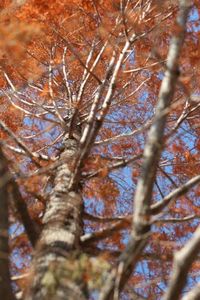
(25, 129), (87, 300)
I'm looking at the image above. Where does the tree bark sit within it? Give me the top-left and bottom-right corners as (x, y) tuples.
(0, 148), (16, 300)
(25, 130), (86, 300)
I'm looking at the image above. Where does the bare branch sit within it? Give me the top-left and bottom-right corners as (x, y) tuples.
(182, 283), (200, 300)
(84, 212), (131, 223)
(0, 146), (39, 246)
(9, 180), (40, 247)
(3, 72), (63, 121)
(94, 121), (151, 146)
(49, 45), (65, 125)
(124, 59), (166, 73)
(62, 46), (73, 106)
(70, 30), (139, 190)
(150, 174), (200, 215)
(81, 220), (128, 244)
(84, 153), (141, 179)
(77, 40), (107, 104)
(55, 29), (102, 84)
(163, 226), (200, 300)
(0, 120), (55, 164)
(68, 50), (117, 189)
(153, 214), (198, 224)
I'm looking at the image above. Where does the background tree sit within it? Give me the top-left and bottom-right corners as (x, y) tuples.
(0, 0), (200, 300)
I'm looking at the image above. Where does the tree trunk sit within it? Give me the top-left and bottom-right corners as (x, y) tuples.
(25, 130), (86, 300)
(0, 148), (15, 300)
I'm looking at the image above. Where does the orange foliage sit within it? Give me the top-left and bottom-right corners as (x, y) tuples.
(0, 1), (200, 299)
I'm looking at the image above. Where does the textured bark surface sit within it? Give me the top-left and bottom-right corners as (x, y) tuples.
(0, 148), (15, 300)
(25, 131), (86, 300)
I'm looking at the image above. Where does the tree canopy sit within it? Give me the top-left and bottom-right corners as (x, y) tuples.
(0, 1), (200, 300)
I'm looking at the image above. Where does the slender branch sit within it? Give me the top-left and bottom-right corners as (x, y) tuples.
(70, 30), (139, 190)
(182, 283), (200, 300)
(3, 89), (61, 125)
(49, 45), (65, 125)
(76, 39), (106, 104)
(150, 175), (200, 215)
(62, 46), (73, 106)
(54, 29), (102, 84)
(68, 51), (117, 189)
(84, 153), (141, 179)
(79, 51), (117, 147)
(163, 226), (200, 300)
(0, 121), (55, 164)
(11, 273), (29, 281)
(126, 289), (148, 300)
(124, 59), (166, 73)
(153, 214), (198, 224)
(81, 220), (129, 244)
(0, 146), (39, 246)
(84, 212), (131, 223)
(2, 143), (53, 161)
(94, 121), (151, 146)
(3, 72), (62, 120)
(9, 180), (39, 247)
